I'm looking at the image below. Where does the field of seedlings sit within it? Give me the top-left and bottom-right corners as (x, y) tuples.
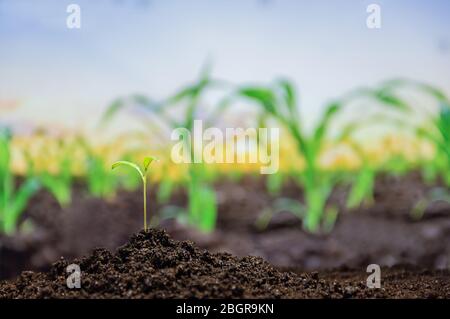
(1, 1), (450, 304)
(1, 73), (450, 299)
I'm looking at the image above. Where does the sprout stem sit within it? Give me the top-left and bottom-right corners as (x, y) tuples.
(111, 156), (157, 233)
(143, 177), (147, 232)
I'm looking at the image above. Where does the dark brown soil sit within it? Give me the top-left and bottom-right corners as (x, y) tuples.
(1, 173), (450, 281)
(1, 229), (449, 299)
(167, 173), (450, 270)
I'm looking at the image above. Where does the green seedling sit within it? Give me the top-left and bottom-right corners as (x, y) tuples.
(346, 164), (375, 209)
(381, 154), (412, 177)
(76, 138), (119, 199)
(25, 138), (74, 207)
(236, 79), (409, 232)
(417, 104), (450, 185)
(266, 172), (285, 196)
(235, 80), (344, 231)
(373, 80), (450, 217)
(187, 164), (217, 232)
(114, 150), (144, 191)
(156, 164), (176, 204)
(345, 141), (375, 209)
(112, 156), (157, 232)
(102, 65), (228, 232)
(86, 154), (118, 198)
(40, 158), (72, 206)
(0, 128), (40, 234)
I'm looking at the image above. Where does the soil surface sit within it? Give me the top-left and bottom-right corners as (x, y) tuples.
(1, 229), (449, 299)
(1, 173), (450, 281)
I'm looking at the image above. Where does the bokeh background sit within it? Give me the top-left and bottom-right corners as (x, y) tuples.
(2, 0), (450, 281)
(1, 0), (449, 133)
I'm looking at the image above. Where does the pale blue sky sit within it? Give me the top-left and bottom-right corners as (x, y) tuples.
(0, 0), (449, 132)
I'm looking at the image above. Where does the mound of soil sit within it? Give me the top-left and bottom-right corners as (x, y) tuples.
(1, 229), (449, 299)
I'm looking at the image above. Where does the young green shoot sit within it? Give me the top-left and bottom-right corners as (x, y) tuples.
(379, 80), (450, 217)
(76, 137), (119, 199)
(345, 140), (375, 209)
(111, 156), (157, 232)
(0, 128), (40, 234)
(102, 65), (226, 232)
(235, 79), (410, 232)
(25, 138), (74, 207)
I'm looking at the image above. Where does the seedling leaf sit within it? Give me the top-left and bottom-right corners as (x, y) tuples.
(112, 161), (144, 180)
(111, 157), (157, 232)
(143, 156), (157, 172)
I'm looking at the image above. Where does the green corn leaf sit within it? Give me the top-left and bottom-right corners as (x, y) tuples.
(87, 155), (118, 198)
(303, 187), (329, 232)
(157, 177), (175, 204)
(313, 101), (341, 144)
(187, 181), (200, 225)
(438, 104), (450, 131)
(255, 208), (276, 231)
(346, 167), (375, 209)
(3, 178), (40, 234)
(416, 126), (450, 158)
(272, 197), (306, 219)
(323, 206), (338, 233)
(166, 84), (201, 106)
(276, 79), (297, 114)
(419, 84), (448, 102)
(238, 87), (278, 116)
(40, 174), (71, 206)
(101, 94), (170, 129)
(382, 79), (449, 103)
(0, 129), (12, 226)
(374, 89), (410, 111)
(100, 98), (125, 125)
(266, 172), (284, 196)
(197, 186), (217, 233)
(0, 129), (11, 178)
(130, 94), (153, 106)
(164, 65), (211, 108)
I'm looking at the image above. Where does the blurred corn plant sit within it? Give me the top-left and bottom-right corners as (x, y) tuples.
(118, 151), (145, 191)
(344, 141), (375, 209)
(266, 171), (287, 196)
(156, 162), (177, 204)
(76, 138), (119, 199)
(378, 79), (450, 218)
(102, 66), (228, 232)
(0, 128), (40, 234)
(25, 138), (74, 207)
(235, 79), (410, 232)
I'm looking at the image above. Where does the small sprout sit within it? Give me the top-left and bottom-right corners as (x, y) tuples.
(102, 66), (222, 233)
(111, 156), (158, 232)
